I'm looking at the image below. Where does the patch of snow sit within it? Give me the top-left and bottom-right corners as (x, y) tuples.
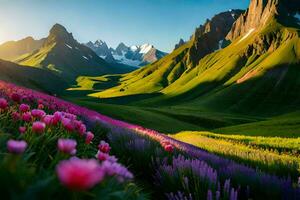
(75, 47), (79, 50)
(95, 40), (105, 47)
(214, 40), (224, 52)
(295, 13), (300, 25)
(89, 55), (93, 58)
(218, 40), (224, 49)
(99, 55), (106, 59)
(83, 56), (89, 60)
(231, 13), (235, 19)
(65, 44), (73, 49)
(237, 28), (255, 44)
(113, 54), (141, 67)
(130, 45), (138, 51)
(139, 43), (153, 54)
(229, 9), (232, 12)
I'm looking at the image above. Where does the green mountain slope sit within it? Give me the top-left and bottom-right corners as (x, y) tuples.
(0, 37), (45, 61)
(0, 59), (67, 93)
(91, 0), (300, 116)
(15, 24), (135, 81)
(91, 10), (244, 98)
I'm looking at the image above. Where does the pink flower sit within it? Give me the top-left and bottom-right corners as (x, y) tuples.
(96, 151), (117, 162)
(98, 140), (111, 153)
(12, 112), (20, 121)
(37, 99), (44, 105)
(164, 144), (174, 153)
(56, 158), (104, 191)
(11, 93), (21, 102)
(57, 138), (77, 155)
(31, 109), (46, 119)
(52, 112), (62, 125)
(19, 126), (26, 134)
(19, 104), (30, 113)
(73, 120), (82, 129)
(32, 121), (46, 134)
(78, 124), (86, 136)
(43, 115), (54, 126)
(85, 131), (94, 144)
(96, 151), (109, 161)
(22, 112), (32, 122)
(7, 139), (27, 154)
(0, 98), (8, 110)
(54, 111), (63, 120)
(62, 118), (74, 132)
(37, 104), (44, 109)
(161, 140), (171, 146)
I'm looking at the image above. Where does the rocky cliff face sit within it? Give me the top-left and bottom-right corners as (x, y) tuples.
(227, 0), (300, 41)
(174, 39), (186, 50)
(187, 9), (244, 67)
(226, 0), (300, 57)
(86, 40), (116, 63)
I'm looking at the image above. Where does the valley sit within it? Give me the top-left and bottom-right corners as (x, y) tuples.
(0, 0), (300, 199)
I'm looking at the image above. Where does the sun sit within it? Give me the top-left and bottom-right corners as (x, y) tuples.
(0, 29), (9, 44)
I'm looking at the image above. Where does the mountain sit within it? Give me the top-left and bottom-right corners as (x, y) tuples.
(86, 40), (168, 67)
(0, 59), (67, 93)
(0, 37), (45, 61)
(91, 0), (300, 115)
(174, 38), (186, 50)
(92, 9), (244, 97)
(85, 40), (116, 63)
(15, 24), (134, 81)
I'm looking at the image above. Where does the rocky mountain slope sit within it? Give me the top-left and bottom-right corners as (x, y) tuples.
(0, 37), (45, 61)
(91, 0), (300, 115)
(15, 24), (134, 81)
(85, 40), (116, 63)
(86, 40), (168, 67)
(174, 38), (186, 50)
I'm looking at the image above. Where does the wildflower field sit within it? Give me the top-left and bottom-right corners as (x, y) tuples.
(0, 80), (299, 200)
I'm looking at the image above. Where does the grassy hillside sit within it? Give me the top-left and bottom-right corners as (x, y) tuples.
(0, 37), (45, 61)
(0, 59), (68, 93)
(62, 93), (260, 133)
(82, 18), (300, 116)
(214, 111), (300, 137)
(171, 131), (300, 177)
(15, 24), (136, 83)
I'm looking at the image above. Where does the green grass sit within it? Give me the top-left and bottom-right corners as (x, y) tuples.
(62, 93), (262, 134)
(66, 75), (120, 91)
(182, 131), (300, 155)
(214, 111), (300, 137)
(76, 20), (300, 118)
(171, 131), (300, 177)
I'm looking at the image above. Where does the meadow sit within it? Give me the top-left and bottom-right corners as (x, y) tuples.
(0, 80), (300, 200)
(172, 131), (300, 178)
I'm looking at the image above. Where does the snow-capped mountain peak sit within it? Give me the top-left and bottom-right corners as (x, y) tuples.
(85, 40), (167, 67)
(94, 40), (106, 47)
(139, 43), (153, 54)
(130, 45), (138, 51)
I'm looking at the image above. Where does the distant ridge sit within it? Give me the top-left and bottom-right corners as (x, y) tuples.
(0, 37), (45, 61)
(86, 40), (168, 67)
(15, 24), (135, 81)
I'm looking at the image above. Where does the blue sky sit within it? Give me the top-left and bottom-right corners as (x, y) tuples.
(0, 0), (249, 52)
